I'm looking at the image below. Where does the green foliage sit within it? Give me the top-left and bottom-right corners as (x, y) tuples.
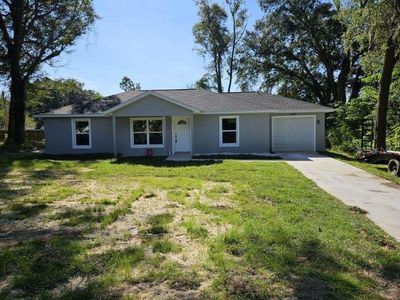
(330, 63), (400, 151)
(340, 0), (400, 149)
(193, 0), (230, 93)
(191, 73), (215, 90)
(119, 76), (141, 91)
(193, 0), (247, 92)
(238, 0), (360, 105)
(26, 77), (101, 125)
(0, 0), (97, 145)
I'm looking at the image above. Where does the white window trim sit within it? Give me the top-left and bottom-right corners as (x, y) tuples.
(130, 117), (165, 149)
(71, 118), (92, 149)
(219, 115), (240, 147)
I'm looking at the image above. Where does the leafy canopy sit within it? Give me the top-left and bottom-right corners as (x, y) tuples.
(237, 0), (360, 105)
(119, 76), (141, 92)
(0, 0), (97, 81)
(26, 77), (102, 116)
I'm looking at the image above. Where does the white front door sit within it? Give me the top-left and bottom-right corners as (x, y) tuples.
(172, 116), (191, 153)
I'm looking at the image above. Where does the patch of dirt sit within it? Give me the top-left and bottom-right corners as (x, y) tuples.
(0, 166), (235, 298)
(349, 206), (368, 214)
(113, 282), (205, 300)
(50, 276), (88, 298)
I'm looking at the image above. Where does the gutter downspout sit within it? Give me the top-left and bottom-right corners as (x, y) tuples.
(112, 114), (117, 157)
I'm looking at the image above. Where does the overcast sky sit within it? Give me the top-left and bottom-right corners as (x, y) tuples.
(43, 0), (263, 96)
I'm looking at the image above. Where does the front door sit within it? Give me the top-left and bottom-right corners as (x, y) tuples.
(172, 116), (191, 153)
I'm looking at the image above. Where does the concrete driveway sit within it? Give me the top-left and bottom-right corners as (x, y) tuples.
(281, 152), (400, 241)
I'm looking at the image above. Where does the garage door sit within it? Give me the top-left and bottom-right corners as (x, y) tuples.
(272, 116), (315, 152)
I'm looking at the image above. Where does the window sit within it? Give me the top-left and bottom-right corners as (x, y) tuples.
(72, 119), (92, 149)
(219, 116), (239, 147)
(130, 118), (164, 148)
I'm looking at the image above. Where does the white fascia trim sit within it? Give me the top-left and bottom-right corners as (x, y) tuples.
(198, 109), (334, 114)
(35, 114), (107, 118)
(103, 91), (201, 115)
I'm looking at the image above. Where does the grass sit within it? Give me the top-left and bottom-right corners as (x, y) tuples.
(0, 152), (399, 298)
(183, 216), (208, 239)
(152, 239), (181, 253)
(145, 213), (174, 235)
(325, 149), (400, 185)
(100, 188), (143, 228)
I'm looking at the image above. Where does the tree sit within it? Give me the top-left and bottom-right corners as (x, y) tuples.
(237, 0), (363, 105)
(343, 0), (400, 150)
(26, 77), (101, 127)
(119, 76), (141, 91)
(190, 74), (215, 90)
(0, 90), (8, 130)
(225, 0), (247, 93)
(193, 0), (230, 93)
(0, 0), (96, 146)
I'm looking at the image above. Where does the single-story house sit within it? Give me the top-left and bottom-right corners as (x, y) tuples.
(36, 89), (334, 157)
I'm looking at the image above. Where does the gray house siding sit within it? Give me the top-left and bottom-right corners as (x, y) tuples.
(43, 111), (326, 156)
(193, 114), (270, 154)
(115, 116), (173, 156)
(44, 117), (113, 155)
(113, 95), (193, 117)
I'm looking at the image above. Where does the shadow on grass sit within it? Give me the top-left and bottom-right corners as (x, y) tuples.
(0, 228), (141, 299)
(218, 223), (400, 299)
(113, 156), (223, 167)
(0, 153), (82, 202)
(6, 203), (48, 220)
(0, 232), (85, 298)
(322, 150), (356, 162)
(193, 154), (281, 160)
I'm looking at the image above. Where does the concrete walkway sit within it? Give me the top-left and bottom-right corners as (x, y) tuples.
(281, 152), (400, 241)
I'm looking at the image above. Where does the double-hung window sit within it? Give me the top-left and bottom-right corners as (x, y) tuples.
(219, 116), (239, 147)
(72, 119), (92, 149)
(130, 118), (164, 148)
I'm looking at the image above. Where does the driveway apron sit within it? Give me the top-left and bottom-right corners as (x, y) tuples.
(281, 152), (400, 242)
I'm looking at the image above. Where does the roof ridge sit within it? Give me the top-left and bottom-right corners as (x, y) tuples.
(102, 88), (201, 99)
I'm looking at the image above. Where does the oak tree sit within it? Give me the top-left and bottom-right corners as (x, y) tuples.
(0, 0), (96, 146)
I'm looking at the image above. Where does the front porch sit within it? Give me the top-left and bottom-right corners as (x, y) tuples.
(111, 114), (194, 157)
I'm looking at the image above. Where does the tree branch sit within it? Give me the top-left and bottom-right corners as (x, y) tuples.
(0, 13), (12, 48)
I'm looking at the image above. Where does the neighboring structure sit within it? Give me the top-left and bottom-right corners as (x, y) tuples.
(35, 89), (334, 156)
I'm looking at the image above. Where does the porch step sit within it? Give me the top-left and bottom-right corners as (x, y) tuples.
(166, 153), (192, 161)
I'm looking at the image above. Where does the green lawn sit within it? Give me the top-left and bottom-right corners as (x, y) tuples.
(0, 153), (399, 299)
(325, 150), (400, 186)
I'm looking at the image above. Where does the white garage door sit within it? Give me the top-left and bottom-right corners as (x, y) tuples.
(272, 116), (315, 152)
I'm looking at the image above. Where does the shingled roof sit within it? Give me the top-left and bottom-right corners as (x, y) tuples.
(39, 89), (333, 116)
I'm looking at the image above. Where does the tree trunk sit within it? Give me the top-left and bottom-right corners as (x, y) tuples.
(337, 54), (351, 103)
(7, 60), (26, 146)
(374, 36), (398, 150)
(227, 18), (236, 93)
(5, 0), (26, 146)
(349, 66), (363, 100)
(215, 54), (223, 93)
